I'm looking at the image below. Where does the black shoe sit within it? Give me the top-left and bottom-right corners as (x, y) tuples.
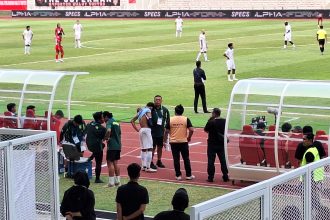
(194, 111), (199, 114)
(156, 160), (165, 168)
(95, 179), (104, 183)
(206, 179), (214, 182)
(204, 111), (211, 113)
(222, 176), (229, 182)
(150, 162), (157, 170)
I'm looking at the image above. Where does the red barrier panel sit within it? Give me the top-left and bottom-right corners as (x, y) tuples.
(0, 0), (27, 10)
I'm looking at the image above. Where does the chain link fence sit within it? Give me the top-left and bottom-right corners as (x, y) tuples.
(191, 157), (330, 220)
(0, 129), (59, 220)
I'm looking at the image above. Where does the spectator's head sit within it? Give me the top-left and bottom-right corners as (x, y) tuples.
(93, 111), (104, 123)
(73, 115), (83, 126)
(127, 163), (141, 181)
(26, 105), (35, 112)
(305, 152), (315, 164)
(103, 111), (113, 122)
(281, 122), (292, 132)
(7, 103), (16, 113)
(154, 95), (163, 107)
(174, 104), (184, 116)
(212, 108), (221, 118)
(228, 43), (233, 49)
(196, 60), (201, 68)
(146, 102), (154, 110)
(257, 121), (266, 130)
(74, 171), (90, 188)
(303, 125), (313, 135)
(172, 188), (189, 211)
(26, 109), (35, 117)
(303, 133), (314, 147)
(292, 126), (302, 133)
(281, 205), (302, 220)
(55, 110), (64, 119)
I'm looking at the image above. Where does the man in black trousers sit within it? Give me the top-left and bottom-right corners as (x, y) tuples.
(193, 61), (210, 113)
(204, 108), (229, 182)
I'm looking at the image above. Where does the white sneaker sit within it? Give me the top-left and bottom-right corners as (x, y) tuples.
(292, 44), (296, 48)
(233, 77), (238, 81)
(104, 183), (115, 188)
(186, 175), (195, 180)
(228, 76), (233, 81)
(146, 168), (157, 173)
(283, 45), (287, 49)
(142, 166), (147, 171)
(59, 59), (64, 62)
(205, 60), (210, 62)
(176, 176), (182, 181)
(56, 60), (60, 63)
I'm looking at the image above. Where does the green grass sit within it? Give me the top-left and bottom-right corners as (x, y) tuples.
(1, 19), (330, 128)
(59, 176), (231, 216)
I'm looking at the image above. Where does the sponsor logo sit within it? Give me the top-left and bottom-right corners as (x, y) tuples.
(144, 11), (161, 17)
(231, 11), (250, 18)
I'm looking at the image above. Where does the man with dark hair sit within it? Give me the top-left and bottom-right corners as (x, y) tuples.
(116, 163), (149, 220)
(150, 95), (170, 169)
(20, 105), (36, 127)
(22, 25), (33, 55)
(3, 103), (17, 128)
(60, 171), (96, 220)
(295, 125), (326, 164)
(317, 25), (327, 55)
(103, 111), (122, 187)
(86, 112), (107, 183)
(224, 43), (237, 81)
(165, 104), (195, 180)
(131, 102), (157, 172)
(204, 108), (229, 182)
(281, 122), (292, 132)
(6, 103), (16, 113)
(193, 61), (210, 114)
(283, 21), (295, 49)
(154, 188), (190, 220)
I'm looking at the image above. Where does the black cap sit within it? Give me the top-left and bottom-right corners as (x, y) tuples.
(172, 188), (189, 211)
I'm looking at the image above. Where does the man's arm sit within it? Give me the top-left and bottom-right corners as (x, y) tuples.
(123, 204), (147, 220)
(130, 115), (139, 132)
(223, 53), (229, 59)
(116, 203), (123, 220)
(104, 128), (111, 140)
(31, 32), (33, 40)
(146, 112), (153, 127)
(187, 127), (194, 142)
(163, 128), (170, 144)
(22, 33), (24, 40)
(204, 119), (212, 133)
(325, 33), (327, 42)
(316, 33), (319, 41)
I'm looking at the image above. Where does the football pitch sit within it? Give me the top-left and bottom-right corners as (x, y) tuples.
(1, 18), (329, 127)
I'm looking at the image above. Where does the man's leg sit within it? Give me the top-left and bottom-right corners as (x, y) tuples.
(107, 160), (115, 186)
(141, 149), (147, 170)
(181, 143), (193, 179)
(171, 143), (182, 178)
(207, 146), (216, 182)
(203, 52), (208, 61)
(94, 150), (103, 183)
(217, 150), (229, 182)
(150, 137), (158, 169)
(284, 40), (287, 48)
(196, 52), (201, 61)
(200, 85), (208, 113)
(194, 85), (200, 113)
(146, 148), (155, 172)
(232, 69), (238, 80)
(114, 159), (121, 185)
(227, 70), (232, 81)
(156, 143), (165, 168)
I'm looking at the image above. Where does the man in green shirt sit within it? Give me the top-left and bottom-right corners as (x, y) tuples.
(103, 111), (122, 187)
(151, 95), (170, 169)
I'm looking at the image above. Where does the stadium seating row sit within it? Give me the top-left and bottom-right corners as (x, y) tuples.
(239, 124), (328, 169)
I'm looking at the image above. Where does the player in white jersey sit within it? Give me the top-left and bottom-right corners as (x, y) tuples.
(223, 43), (237, 81)
(73, 20), (83, 48)
(175, 16), (183, 38)
(196, 30), (209, 62)
(22, 26), (33, 55)
(284, 22), (295, 49)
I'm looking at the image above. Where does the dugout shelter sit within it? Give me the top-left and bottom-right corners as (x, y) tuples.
(225, 78), (330, 183)
(0, 69), (89, 130)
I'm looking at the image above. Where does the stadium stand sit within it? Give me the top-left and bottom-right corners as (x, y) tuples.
(315, 130), (329, 156)
(287, 133), (303, 168)
(158, 0), (329, 10)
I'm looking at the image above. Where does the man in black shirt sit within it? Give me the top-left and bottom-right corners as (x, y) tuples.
(154, 188), (190, 220)
(204, 108), (229, 182)
(116, 163), (149, 220)
(86, 112), (107, 183)
(193, 61), (210, 114)
(295, 125), (326, 164)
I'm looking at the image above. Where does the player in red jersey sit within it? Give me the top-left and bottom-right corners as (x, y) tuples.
(55, 23), (65, 37)
(55, 33), (64, 63)
(317, 13), (323, 28)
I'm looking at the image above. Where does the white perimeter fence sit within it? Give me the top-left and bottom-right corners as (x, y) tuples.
(191, 157), (330, 220)
(0, 129), (59, 220)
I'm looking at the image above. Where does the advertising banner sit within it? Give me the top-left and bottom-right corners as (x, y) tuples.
(0, 0), (27, 10)
(12, 10), (327, 19)
(35, 0), (120, 7)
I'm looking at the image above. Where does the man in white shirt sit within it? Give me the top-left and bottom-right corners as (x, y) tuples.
(175, 16), (183, 38)
(73, 20), (83, 48)
(196, 30), (209, 62)
(223, 43), (238, 81)
(22, 26), (33, 55)
(284, 21), (295, 49)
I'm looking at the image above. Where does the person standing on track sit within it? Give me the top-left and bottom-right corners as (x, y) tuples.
(131, 102), (157, 173)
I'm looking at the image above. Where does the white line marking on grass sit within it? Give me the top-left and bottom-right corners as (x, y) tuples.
(64, 103), (86, 106)
(80, 45), (105, 50)
(106, 105), (130, 109)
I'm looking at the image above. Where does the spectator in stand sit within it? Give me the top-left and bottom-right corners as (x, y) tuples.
(292, 126), (302, 133)
(41, 110), (64, 144)
(103, 111), (122, 187)
(23, 108), (40, 130)
(20, 105), (36, 127)
(281, 122), (292, 133)
(86, 112), (107, 183)
(3, 103), (18, 128)
(154, 188), (190, 220)
(116, 163), (149, 220)
(60, 171), (96, 220)
(295, 125), (326, 165)
(165, 104), (195, 180)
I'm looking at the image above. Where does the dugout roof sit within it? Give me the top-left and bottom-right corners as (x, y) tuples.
(0, 69), (89, 130)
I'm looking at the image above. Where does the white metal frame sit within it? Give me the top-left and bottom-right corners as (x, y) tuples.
(0, 69), (89, 129)
(224, 78), (330, 182)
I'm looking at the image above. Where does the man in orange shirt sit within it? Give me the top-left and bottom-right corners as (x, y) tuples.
(164, 104), (195, 181)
